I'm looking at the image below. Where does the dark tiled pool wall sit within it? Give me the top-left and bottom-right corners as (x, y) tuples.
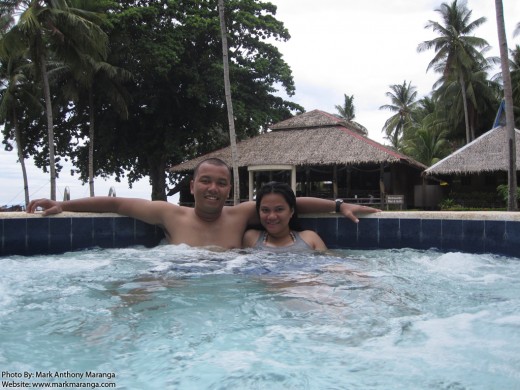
(1, 215), (519, 258)
(1, 216), (164, 256)
(300, 217), (520, 258)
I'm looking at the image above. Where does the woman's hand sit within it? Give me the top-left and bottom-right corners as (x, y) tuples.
(339, 203), (380, 223)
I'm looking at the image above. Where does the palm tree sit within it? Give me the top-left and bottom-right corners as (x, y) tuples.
(3, 0), (108, 200)
(335, 93), (355, 121)
(218, 0), (240, 204)
(417, 0), (489, 144)
(379, 80), (418, 149)
(435, 56), (500, 141)
(1, 11), (42, 206)
(335, 93), (368, 136)
(494, 0), (517, 211)
(62, 58), (131, 197)
(512, 46), (520, 127)
(403, 97), (450, 166)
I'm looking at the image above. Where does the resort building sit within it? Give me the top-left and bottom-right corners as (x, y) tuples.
(424, 125), (520, 208)
(169, 110), (427, 208)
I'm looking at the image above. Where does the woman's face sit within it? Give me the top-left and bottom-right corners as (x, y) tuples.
(258, 193), (294, 236)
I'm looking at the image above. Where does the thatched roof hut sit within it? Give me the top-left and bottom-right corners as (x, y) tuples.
(170, 110), (425, 172)
(424, 126), (520, 175)
(169, 109), (426, 206)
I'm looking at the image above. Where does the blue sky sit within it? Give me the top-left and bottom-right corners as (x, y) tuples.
(1, 0), (518, 206)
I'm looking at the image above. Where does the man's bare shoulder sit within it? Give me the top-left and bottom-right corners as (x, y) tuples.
(223, 201), (255, 213)
(223, 201), (257, 222)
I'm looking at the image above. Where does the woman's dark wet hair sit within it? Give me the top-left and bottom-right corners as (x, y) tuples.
(255, 181), (302, 231)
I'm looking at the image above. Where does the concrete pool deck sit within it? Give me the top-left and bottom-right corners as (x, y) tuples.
(2, 211), (520, 258)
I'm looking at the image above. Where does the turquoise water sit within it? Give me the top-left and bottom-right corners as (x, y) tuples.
(1, 246), (519, 389)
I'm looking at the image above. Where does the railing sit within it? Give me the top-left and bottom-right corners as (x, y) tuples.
(341, 195), (405, 210)
(59, 186), (118, 201)
(344, 197), (382, 205)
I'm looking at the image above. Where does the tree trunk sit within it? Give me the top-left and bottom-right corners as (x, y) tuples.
(218, 0), (240, 205)
(149, 157), (166, 201)
(495, 0), (518, 211)
(459, 75), (472, 144)
(12, 107), (30, 206)
(88, 89), (95, 197)
(40, 55), (57, 200)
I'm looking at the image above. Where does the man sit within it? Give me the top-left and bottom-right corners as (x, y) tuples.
(27, 158), (379, 249)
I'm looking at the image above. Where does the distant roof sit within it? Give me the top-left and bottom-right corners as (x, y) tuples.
(425, 126), (520, 175)
(270, 109), (350, 130)
(169, 109), (426, 173)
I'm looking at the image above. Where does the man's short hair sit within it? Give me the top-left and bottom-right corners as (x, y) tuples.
(193, 158), (231, 179)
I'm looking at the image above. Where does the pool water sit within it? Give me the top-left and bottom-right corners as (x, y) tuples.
(1, 246), (519, 389)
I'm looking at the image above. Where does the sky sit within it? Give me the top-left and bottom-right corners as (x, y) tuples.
(1, 0), (519, 206)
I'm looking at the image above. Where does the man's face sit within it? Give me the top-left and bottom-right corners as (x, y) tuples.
(190, 162), (231, 213)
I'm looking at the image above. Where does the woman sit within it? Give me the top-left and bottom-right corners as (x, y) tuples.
(242, 182), (327, 251)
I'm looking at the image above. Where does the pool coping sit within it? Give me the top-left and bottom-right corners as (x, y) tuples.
(3, 210), (520, 220)
(2, 211), (520, 258)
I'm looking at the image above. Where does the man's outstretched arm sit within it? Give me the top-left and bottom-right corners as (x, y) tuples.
(26, 197), (172, 227)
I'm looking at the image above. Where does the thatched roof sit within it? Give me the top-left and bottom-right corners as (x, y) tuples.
(270, 109), (349, 130)
(169, 109), (426, 173)
(425, 126), (520, 175)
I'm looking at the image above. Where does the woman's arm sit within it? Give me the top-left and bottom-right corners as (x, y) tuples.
(295, 197), (380, 223)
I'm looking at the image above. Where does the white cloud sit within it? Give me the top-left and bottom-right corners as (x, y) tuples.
(271, 0), (519, 141)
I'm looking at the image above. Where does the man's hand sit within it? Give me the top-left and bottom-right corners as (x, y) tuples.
(27, 199), (63, 216)
(340, 203), (380, 223)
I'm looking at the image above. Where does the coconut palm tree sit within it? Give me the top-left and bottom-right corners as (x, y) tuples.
(418, 0), (489, 144)
(400, 95), (452, 167)
(218, 0), (240, 204)
(335, 93), (355, 121)
(494, 0), (517, 211)
(61, 57), (131, 196)
(379, 80), (418, 149)
(335, 93), (368, 136)
(1, 14), (42, 206)
(435, 56), (500, 141)
(3, 0), (108, 200)
(510, 46), (520, 127)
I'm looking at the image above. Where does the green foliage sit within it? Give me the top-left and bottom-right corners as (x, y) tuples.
(0, 0), (303, 200)
(379, 80), (418, 149)
(335, 94), (355, 121)
(417, 0), (491, 144)
(1, 0), (515, 202)
(77, 0), (303, 199)
(496, 184), (520, 202)
(510, 45), (520, 129)
(439, 198), (459, 210)
(401, 96), (451, 165)
(334, 93), (368, 135)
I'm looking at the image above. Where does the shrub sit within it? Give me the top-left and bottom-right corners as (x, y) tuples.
(496, 184), (520, 203)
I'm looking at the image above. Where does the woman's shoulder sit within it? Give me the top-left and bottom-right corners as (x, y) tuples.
(297, 230), (327, 250)
(297, 230), (320, 240)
